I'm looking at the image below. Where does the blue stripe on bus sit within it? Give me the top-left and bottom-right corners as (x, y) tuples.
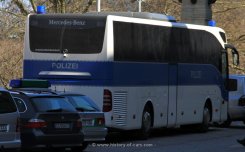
(23, 60), (224, 87)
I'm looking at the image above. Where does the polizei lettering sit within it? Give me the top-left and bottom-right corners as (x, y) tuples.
(52, 63), (78, 70)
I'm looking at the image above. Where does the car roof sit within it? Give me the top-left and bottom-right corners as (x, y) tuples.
(58, 93), (86, 96)
(10, 90), (61, 98)
(55, 92), (86, 96)
(230, 74), (245, 77)
(0, 87), (8, 91)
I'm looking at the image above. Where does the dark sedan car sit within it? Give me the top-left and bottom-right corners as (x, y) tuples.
(59, 93), (108, 149)
(11, 90), (85, 152)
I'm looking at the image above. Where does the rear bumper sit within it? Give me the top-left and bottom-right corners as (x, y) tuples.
(21, 133), (84, 148)
(0, 139), (21, 149)
(84, 127), (108, 142)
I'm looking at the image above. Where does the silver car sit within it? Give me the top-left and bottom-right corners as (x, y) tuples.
(59, 93), (108, 149)
(0, 88), (20, 151)
(223, 75), (245, 126)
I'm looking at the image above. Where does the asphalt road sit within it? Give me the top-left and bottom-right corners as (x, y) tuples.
(85, 122), (245, 152)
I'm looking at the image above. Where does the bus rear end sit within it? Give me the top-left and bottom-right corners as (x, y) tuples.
(23, 14), (114, 125)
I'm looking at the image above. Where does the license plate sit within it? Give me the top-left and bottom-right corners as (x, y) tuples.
(0, 124), (8, 132)
(83, 119), (94, 127)
(54, 123), (70, 129)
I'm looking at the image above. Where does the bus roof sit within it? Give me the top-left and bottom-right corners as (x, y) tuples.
(29, 12), (176, 22)
(84, 12), (176, 22)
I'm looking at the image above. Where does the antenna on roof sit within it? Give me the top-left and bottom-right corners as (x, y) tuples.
(137, 0), (142, 12)
(96, 0), (101, 12)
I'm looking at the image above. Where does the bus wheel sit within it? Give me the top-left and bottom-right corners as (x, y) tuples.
(139, 107), (152, 139)
(197, 106), (211, 132)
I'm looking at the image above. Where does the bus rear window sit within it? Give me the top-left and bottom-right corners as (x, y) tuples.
(29, 15), (106, 54)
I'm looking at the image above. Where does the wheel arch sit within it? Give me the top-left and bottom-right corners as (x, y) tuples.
(143, 100), (154, 127)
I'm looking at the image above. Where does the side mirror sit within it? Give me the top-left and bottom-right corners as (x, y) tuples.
(225, 44), (239, 66)
(232, 53), (239, 66)
(227, 78), (237, 91)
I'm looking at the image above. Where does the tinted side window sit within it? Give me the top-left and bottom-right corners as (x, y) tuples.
(113, 21), (222, 70)
(0, 91), (17, 113)
(14, 97), (27, 113)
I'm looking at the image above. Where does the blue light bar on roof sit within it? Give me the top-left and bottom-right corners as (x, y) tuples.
(10, 79), (51, 88)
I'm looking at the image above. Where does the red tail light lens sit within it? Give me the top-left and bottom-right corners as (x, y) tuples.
(103, 89), (112, 112)
(24, 119), (47, 128)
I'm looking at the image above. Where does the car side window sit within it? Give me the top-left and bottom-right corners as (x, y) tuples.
(0, 91), (17, 114)
(13, 97), (27, 113)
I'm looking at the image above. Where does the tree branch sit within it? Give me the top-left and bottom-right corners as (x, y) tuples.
(214, 6), (244, 14)
(0, 9), (26, 18)
(30, 0), (37, 13)
(12, 0), (29, 16)
(82, 0), (94, 13)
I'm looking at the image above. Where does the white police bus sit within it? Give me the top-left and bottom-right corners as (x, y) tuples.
(23, 12), (239, 137)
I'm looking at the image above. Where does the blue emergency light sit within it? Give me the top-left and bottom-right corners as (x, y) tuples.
(10, 79), (51, 88)
(37, 5), (46, 14)
(208, 20), (216, 27)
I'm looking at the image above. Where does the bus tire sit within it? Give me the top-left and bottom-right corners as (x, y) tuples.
(139, 107), (152, 140)
(197, 105), (211, 132)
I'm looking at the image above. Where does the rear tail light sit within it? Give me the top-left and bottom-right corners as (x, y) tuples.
(103, 89), (112, 112)
(76, 118), (83, 128)
(24, 119), (47, 128)
(95, 117), (105, 126)
(238, 97), (245, 106)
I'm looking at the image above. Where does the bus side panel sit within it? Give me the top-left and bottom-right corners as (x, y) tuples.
(177, 64), (225, 125)
(112, 63), (169, 129)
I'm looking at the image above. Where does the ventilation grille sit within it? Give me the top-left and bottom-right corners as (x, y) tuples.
(113, 91), (127, 126)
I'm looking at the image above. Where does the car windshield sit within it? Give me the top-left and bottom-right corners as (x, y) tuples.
(31, 97), (76, 112)
(63, 95), (100, 112)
